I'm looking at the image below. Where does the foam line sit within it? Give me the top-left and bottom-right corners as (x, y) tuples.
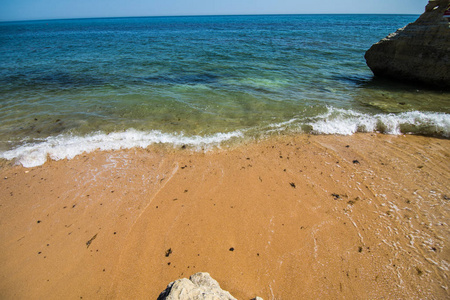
(0, 129), (244, 168)
(1, 109), (449, 168)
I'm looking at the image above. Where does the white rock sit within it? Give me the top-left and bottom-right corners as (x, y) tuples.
(158, 272), (237, 300)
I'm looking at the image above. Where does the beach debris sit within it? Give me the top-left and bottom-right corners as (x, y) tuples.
(352, 160), (360, 164)
(86, 233), (98, 248)
(165, 248), (172, 257)
(332, 193), (348, 200)
(229, 247), (235, 251)
(416, 267), (424, 276)
(348, 197), (361, 205)
(289, 182), (296, 188)
(157, 272), (246, 300)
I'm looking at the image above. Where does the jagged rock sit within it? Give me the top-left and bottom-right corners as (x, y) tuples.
(157, 272), (237, 300)
(365, 0), (450, 88)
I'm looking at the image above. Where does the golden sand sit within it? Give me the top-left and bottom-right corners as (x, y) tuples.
(0, 133), (449, 299)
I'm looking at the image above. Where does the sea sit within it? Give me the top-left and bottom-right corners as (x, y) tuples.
(0, 15), (449, 167)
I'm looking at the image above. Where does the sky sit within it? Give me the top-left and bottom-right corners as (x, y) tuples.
(1, 0), (427, 22)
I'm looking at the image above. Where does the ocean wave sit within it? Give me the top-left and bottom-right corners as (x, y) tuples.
(305, 108), (450, 136)
(0, 129), (244, 168)
(1, 109), (449, 168)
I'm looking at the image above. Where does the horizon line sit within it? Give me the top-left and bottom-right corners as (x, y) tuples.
(0, 13), (421, 24)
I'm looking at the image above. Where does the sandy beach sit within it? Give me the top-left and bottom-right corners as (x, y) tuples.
(0, 133), (449, 299)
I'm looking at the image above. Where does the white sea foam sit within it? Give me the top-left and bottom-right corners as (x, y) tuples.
(1, 109), (449, 168)
(0, 129), (244, 168)
(307, 108), (450, 136)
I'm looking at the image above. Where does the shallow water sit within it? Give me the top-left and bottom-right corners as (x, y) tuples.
(0, 15), (449, 166)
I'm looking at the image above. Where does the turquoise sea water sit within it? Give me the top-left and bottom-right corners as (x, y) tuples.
(0, 15), (449, 166)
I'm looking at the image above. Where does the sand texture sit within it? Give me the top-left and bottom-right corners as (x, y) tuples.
(0, 133), (449, 299)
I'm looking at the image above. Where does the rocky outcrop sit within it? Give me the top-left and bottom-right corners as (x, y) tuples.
(365, 0), (450, 89)
(157, 272), (263, 300)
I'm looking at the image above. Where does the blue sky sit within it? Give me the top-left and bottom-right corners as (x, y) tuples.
(1, 0), (426, 22)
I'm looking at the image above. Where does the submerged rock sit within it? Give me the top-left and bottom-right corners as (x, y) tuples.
(365, 0), (450, 88)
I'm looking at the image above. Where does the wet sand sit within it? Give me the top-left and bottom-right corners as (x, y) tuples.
(0, 133), (449, 299)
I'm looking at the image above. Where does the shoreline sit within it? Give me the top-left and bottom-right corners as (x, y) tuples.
(1, 108), (450, 169)
(0, 133), (449, 299)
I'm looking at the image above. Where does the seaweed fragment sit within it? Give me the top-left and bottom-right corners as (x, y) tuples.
(86, 233), (98, 248)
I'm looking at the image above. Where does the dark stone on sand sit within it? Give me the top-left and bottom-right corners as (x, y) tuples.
(332, 193), (340, 200)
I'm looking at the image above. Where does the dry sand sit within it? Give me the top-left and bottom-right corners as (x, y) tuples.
(0, 133), (449, 299)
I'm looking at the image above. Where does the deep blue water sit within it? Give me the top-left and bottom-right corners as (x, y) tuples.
(0, 15), (449, 166)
